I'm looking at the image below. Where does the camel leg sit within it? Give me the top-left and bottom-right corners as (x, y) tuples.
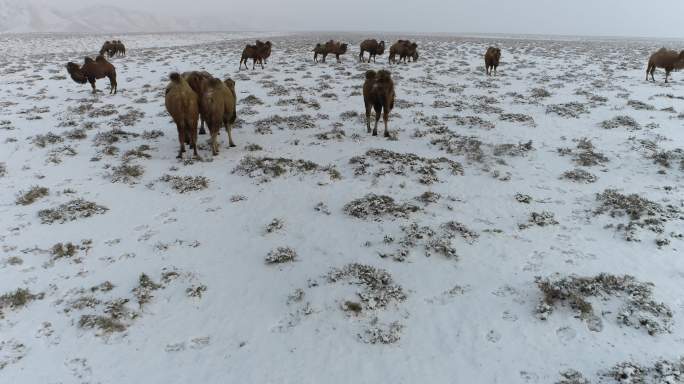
(211, 129), (219, 156)
(225, 121), (236, 147)
(260, 59), (264, 70)
(89, 79), (97, 94)
(190, 122), (200, 159)
(199, 118), (206, 135)
(372, 107), (381, 136)
(176, 124), (185, 159)
(109, 75), (117, 94)
(383, 108), (390, 138)
(665, 70), (670, 83)
(365, 102), (372, 133)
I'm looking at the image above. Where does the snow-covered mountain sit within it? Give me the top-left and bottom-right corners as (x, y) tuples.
(0, 0), (241, 33)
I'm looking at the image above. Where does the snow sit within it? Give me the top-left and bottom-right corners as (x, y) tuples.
(0, 31), (684, 383)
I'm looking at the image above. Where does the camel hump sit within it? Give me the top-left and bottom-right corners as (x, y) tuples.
(365, 70), (377, 80)
(84, 57), (95, 64)
(376, 70), (392, 82)
(208, 77), (223, 87)
(224, 78), (235, 91)
(95, 55), (107, 62)
(169, 72), (181, 82)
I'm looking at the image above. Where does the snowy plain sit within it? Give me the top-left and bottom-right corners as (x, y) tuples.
(0, 31), (684, 383)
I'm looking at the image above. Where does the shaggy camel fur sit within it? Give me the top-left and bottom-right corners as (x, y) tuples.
(485, 47), (501, 75)
(313, 40), (348, 63)
(200, 78), (237, 155)
(165, 73), (200, 159)
(182, 71), (213, 134)
(646, 48), (684, 83)
(239, 41), (271, 70)
(363, 70), (395, 138)
(359, 39), (385, 63)
(66, 55), (117, 94)
(389, 40), (418, 64)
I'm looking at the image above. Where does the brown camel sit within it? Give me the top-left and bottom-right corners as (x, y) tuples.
(200, 77), (237, 155)
(182, 71), (214, 135)
(165, 73), (200, 159)
(646, 48), (684, 83)
(363, 70), (395, 138)
(99, 41), (115, 57)
(313, 40), (348, 63)
(113, 40), (126, 56)
(66, 55), (117, 94)
(256, 40), (272, 64)
(359, 39), (385, 63)
(484, 47), (501, 75)
(239, 41), (270, 70)
(389, 40), (418, 64)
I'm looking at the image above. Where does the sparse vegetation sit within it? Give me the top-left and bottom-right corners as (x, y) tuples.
(15, 186), (49, 205)
(38, 199), (108, 224)
(160, 175), (209, 193)
(265, 247), (298, 264)
(594, 189), (680, 241)
(536, 273), (673, 335)
(344, 194), (420, 220)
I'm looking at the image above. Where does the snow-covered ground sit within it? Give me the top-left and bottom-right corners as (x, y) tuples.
(1, 32), (684, 383)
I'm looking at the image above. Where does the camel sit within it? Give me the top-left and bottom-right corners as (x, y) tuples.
(359, 39), (385, 63)
(389, 40), (418, 64)
(485, 47), (501, 75)
(363, 70), (395, 138)
(256, 40), (272, 64)
(313, 40), (348, 63)
(66, 55), (117, 94)
(99, 41), (115, 57)
(239, 41), (271, 70)
(182, 71), (213, 134)
(165, 73), (200, 159)
(113, 40), (126, 56)
(200, 78), (237, 155)
(646, 48), (684, 83)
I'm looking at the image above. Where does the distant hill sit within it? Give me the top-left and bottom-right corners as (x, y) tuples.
(0, 0), (242, 33)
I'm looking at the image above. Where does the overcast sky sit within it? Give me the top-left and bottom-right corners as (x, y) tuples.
(55, 0), (684, 38)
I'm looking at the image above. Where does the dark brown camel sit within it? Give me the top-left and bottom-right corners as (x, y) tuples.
(359, 39), (386, 63)
(484, 47), (501, 75)
(363, 70), (395, 138)
(646, 48), (684, 83)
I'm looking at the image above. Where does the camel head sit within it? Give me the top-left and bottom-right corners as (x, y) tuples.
(339, 43), (348, 54)
(66, 62), (87, 84)
(377, 41), (386, 54)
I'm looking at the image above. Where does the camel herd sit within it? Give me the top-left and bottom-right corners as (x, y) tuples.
(99, 40), (126, 58)
(165, 72), (237, 159)
(61, 37), (684, 159)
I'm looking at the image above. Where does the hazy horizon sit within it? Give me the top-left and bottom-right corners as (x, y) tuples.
(5, 0), (684, 39)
